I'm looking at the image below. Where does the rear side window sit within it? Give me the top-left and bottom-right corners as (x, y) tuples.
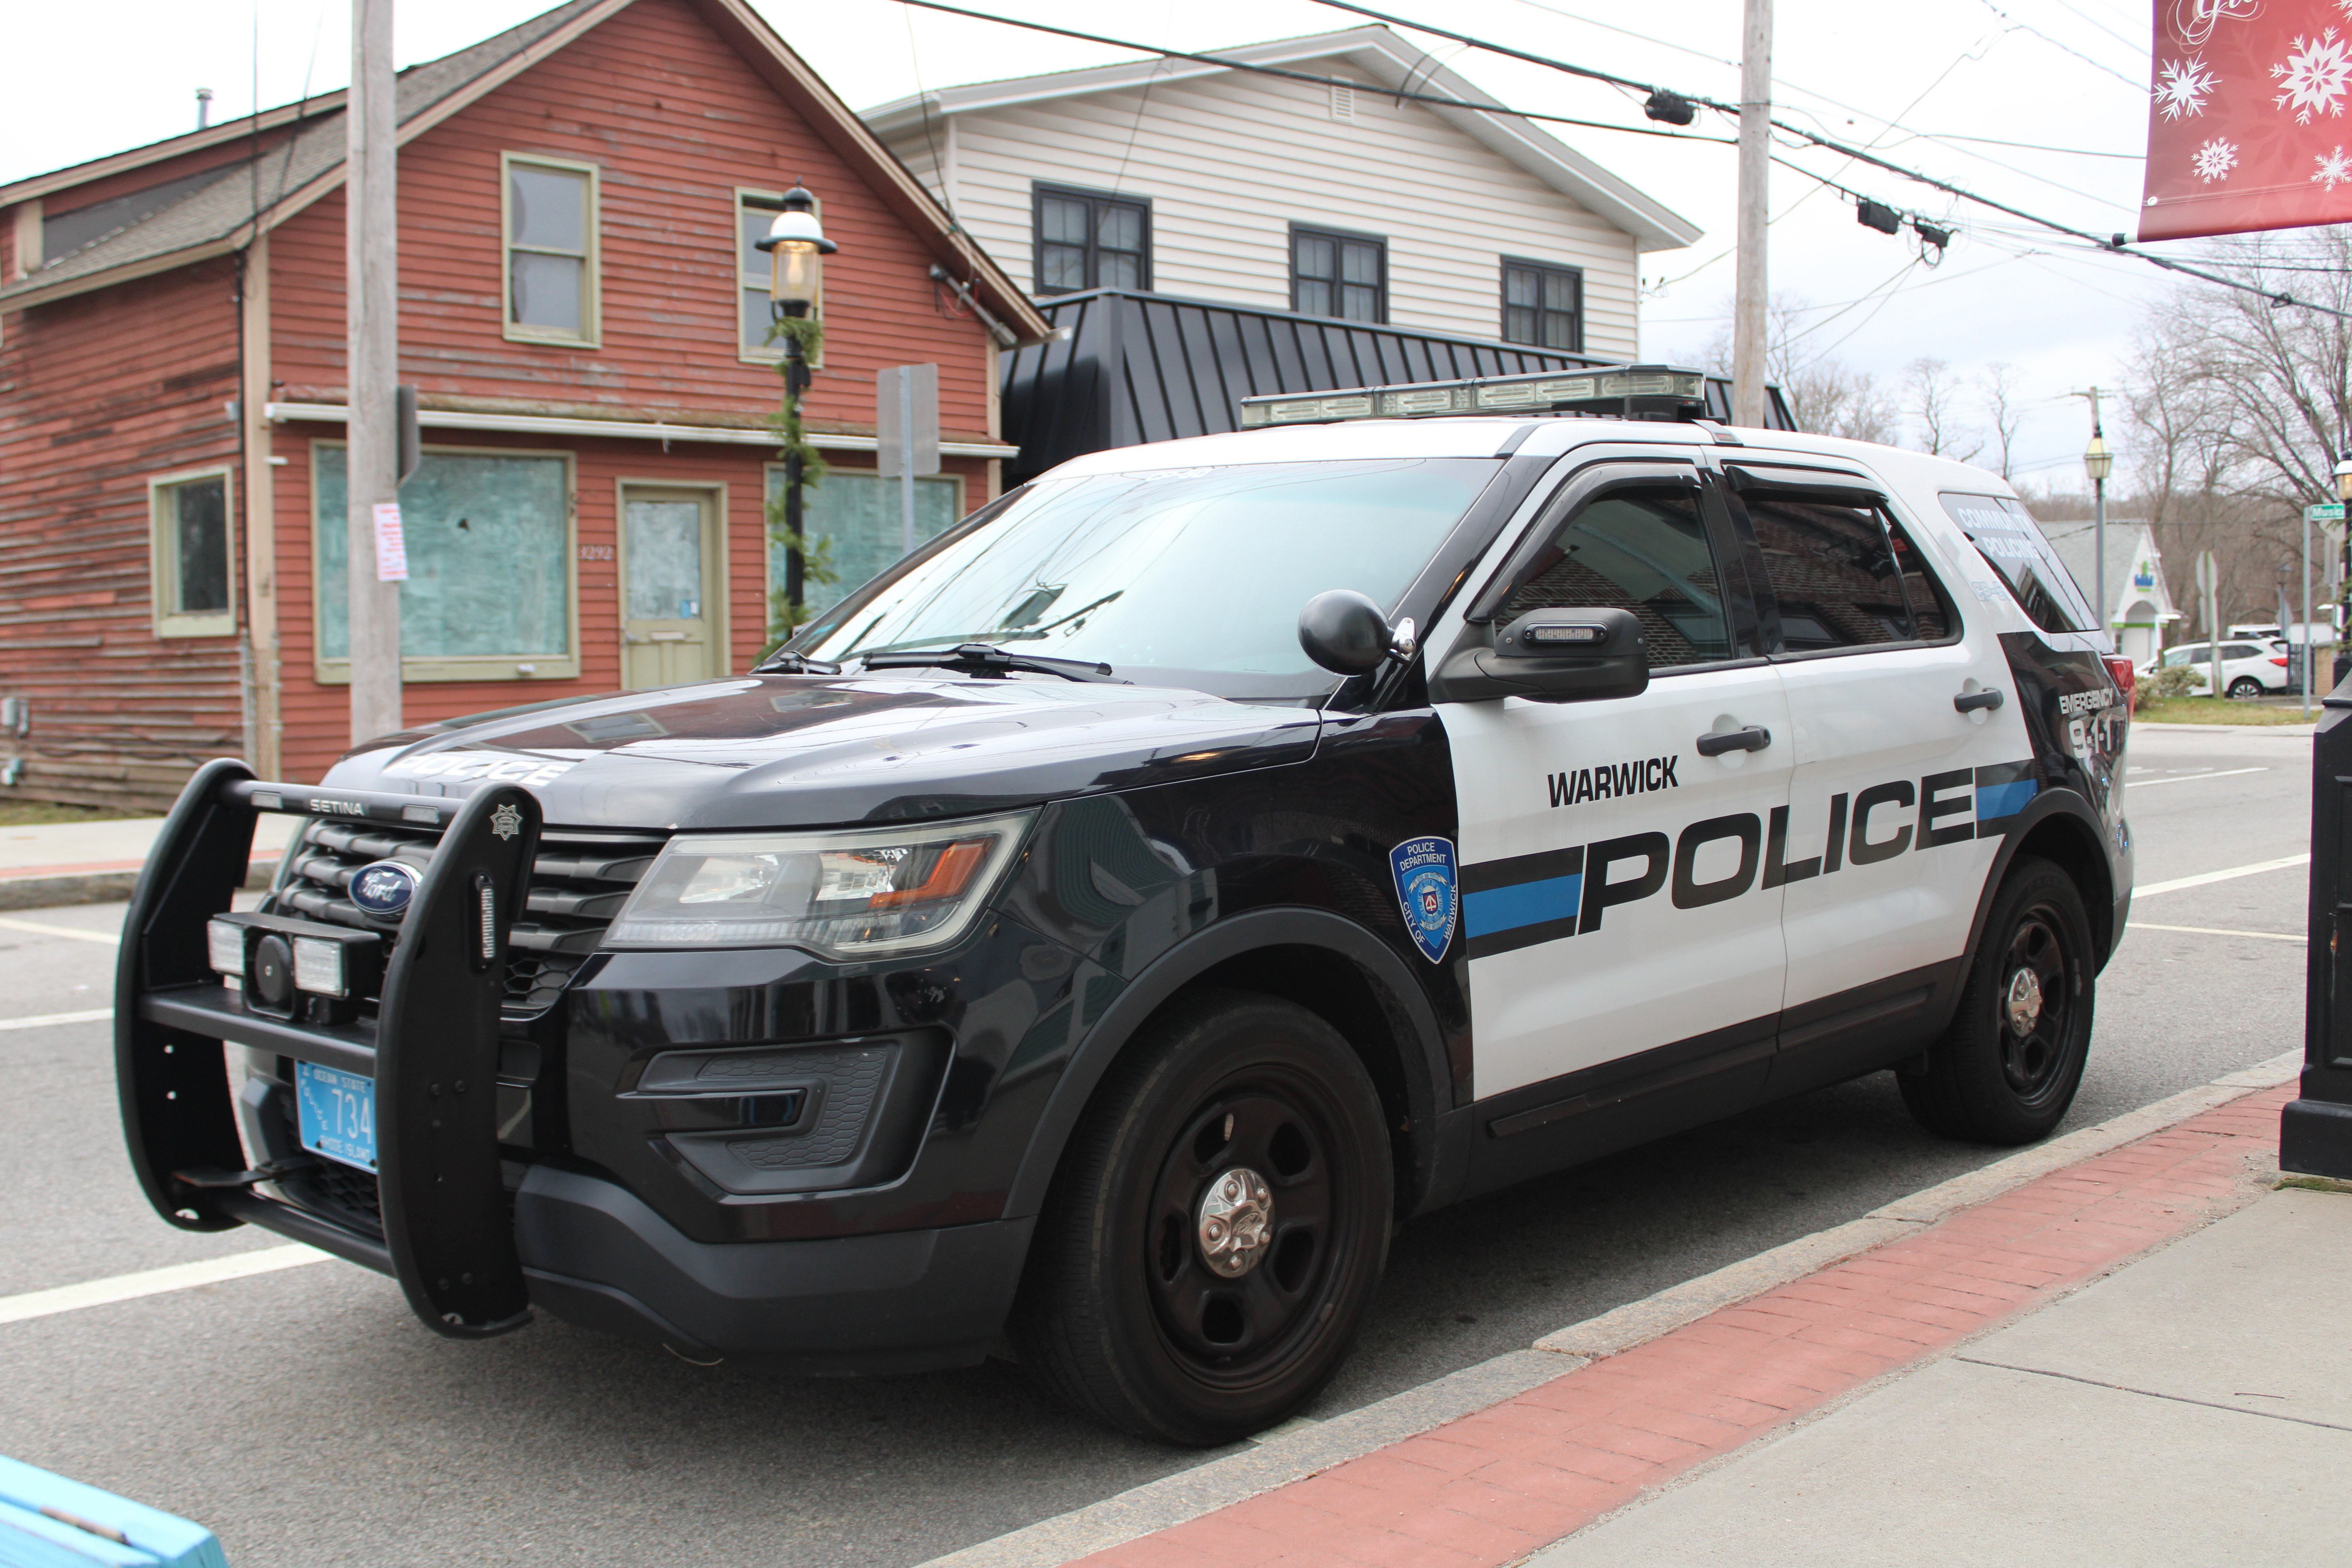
(1939, 492), (2096, 633)
(1495, 484), (1736, 666)
(1747, 497), (1929, 650)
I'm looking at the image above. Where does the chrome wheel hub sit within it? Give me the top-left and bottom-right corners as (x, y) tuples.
(1196, 1167), (1274, 1278)
(2005, 967), (2044, 1037)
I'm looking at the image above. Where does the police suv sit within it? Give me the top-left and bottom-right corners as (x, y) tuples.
(119, 365), (2130, 1447)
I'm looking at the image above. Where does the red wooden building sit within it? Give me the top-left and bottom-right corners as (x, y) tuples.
(0, 0), (1046, 807)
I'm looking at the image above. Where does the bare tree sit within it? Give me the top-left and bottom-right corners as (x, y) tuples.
(1698, 293), (1896, 440)
(1978, 363), (2022, 480)
(1905, 358), (1984, 461)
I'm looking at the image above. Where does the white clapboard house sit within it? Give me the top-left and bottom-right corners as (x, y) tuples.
(864, 27), (1756, 481)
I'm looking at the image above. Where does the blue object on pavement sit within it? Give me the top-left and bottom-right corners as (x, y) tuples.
(0, 1455), (227, 1567)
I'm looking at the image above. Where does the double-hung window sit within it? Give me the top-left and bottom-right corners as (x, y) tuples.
(737, 188), (822, 361)
(150, 469), (234, 637)
(1501, 259), (1583, 351)
(1291, 227), (1385, 322)
(503, 153), (599, 345)
(1033, 185), (1150, 294)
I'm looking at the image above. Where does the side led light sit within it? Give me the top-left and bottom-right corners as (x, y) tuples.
(207, 918), (247, 976)
(292, 936), (347, 998)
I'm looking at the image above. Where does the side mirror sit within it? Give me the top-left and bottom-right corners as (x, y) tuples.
(1299, 590), (1409, 676)
(1428, 606), (1648, 704)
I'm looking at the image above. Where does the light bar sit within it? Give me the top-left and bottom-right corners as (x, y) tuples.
(1238, 365), (1711, 428)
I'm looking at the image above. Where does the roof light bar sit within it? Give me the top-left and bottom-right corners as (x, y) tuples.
(1237, 365), (1711, 428)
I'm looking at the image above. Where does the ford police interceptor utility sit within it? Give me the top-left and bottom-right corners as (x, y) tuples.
(118, 365), (2130, 1446)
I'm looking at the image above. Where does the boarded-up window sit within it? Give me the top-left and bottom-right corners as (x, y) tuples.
(772, 470), (963, 616)
(314, 447), (572, 665)
(505, 155), (597, 343)
(151, 470), (233, 637)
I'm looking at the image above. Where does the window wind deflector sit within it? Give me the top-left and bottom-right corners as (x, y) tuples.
(1723, 464), (1886, 510)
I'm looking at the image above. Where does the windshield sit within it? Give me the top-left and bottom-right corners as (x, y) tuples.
(793, 457), (1502, 698)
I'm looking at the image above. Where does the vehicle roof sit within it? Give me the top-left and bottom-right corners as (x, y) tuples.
(1040, 417), (2023, 505)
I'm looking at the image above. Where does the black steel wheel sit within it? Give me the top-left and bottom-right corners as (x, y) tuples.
(2227, 677), (2265, 700)
(1901, 855), (2094, 1144)
(1011, 987), (1392, 1446)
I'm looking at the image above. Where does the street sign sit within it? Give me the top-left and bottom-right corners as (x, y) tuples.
(876, 363), (941, 558)
(2194, 549), (2217, 593)
(2306, 503), (2346, 523)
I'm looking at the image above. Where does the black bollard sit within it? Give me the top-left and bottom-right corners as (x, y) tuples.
(2284, 675), (2352, 1176)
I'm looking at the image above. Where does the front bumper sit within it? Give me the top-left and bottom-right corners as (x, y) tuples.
(514, 1166), (1033, 1371)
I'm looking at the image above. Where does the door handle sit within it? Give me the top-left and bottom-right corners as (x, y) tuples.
(1954, 689), (2005, 714)
(1696, 724), (1772, 757)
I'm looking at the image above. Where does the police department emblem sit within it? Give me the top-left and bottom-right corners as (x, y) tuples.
(348, 859), (421, 917)
(1388, 836), (1458, 963)
(490, 802), (523, 841)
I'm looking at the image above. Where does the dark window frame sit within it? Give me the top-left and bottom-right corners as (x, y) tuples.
(1031, 183), (1152, 296)
(1290, 223), (1389, 323)
(1499, 256), (1584, 352)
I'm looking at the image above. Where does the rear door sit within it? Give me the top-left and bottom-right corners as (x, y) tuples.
(1722, 465), (2024, 1089)
(1440, 458), (1792, 1101)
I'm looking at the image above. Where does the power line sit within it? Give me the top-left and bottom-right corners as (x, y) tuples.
(1968, 0), (2143, 89)
(1301, 0), (2352, 321)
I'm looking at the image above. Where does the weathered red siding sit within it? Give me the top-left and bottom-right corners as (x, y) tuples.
(0, 259), (248, 808)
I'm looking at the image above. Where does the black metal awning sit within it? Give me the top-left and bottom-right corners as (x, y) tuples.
(999, 289), (1795, 485)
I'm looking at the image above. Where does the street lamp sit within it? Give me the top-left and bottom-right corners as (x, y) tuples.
(757, 186), (837, 617)
(2083, 423), (2114, 651)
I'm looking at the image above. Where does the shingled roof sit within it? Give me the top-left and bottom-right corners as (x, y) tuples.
(0, 0), (1047, 337)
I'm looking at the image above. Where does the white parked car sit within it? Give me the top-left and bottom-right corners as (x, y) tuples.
(2143, 639), (2292, 699)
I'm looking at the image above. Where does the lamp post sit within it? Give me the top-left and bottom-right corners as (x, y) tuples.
(2082, 416), (2114, 650)
(757, 186), (836, 618)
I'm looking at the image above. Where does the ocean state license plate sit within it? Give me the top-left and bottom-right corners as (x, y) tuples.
(294, 1061), (377, 1171)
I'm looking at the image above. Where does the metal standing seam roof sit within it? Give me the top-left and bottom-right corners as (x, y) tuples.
(1, 0), (606, 307)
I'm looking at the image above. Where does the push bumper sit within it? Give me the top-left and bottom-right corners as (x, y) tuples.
(514, 1165), (1034, 1372)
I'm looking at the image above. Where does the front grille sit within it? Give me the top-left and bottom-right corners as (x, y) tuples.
(269, 817), (664, 1018)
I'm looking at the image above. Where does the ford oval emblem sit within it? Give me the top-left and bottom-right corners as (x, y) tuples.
(349, 859), (422, 917)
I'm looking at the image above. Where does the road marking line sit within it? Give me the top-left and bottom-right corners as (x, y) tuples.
(0, 1008), (111, 1032)
(0, 915), (119, 945)
(2134, 854), (2310, 898)
(2127, 767), (2270, 787)
(2131, 922), (2303, 943)
(0, 1246), (329, 1328)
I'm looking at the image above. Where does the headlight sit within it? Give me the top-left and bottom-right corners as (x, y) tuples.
(605, 811), (1034, 956)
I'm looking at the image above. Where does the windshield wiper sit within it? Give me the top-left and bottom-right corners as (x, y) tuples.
(754, 652), (844, 675)
(859, 644), (1124, 683)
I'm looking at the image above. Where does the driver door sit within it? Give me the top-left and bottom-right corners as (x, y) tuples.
(1441, 461), (1792, 1102)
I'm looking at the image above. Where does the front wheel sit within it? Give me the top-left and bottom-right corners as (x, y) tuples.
(1901, 856), (2094, 1144)
(1010, 988), (1393, 1446)
(2227, 677), (2265, 700)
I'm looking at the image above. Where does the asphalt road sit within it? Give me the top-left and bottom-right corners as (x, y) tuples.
(0, 723), (2314, 1567)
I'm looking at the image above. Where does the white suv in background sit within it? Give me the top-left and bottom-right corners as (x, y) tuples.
(2145, 640), (2292, 699)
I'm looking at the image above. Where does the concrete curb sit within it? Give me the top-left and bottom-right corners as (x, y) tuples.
(920, 1050), (2305, 1568)
(2133, 720), (2317, 735)
(0, 857), (276, 912)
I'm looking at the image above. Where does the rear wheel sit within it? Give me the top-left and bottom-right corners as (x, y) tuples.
(1901, 856), (2093, 1144)
(2227, 677), (2264, 700)
(1011, 988), (1392, 1446)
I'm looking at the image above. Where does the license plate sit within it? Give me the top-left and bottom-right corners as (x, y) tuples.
(295, 1061), (377, 1171)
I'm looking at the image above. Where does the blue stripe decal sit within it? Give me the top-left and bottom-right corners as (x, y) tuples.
(1463, 875), (1583, 938)
(1976, 780), (2038, 821)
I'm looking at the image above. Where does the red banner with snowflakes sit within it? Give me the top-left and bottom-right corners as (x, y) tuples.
(2141, 0), (2352, 240)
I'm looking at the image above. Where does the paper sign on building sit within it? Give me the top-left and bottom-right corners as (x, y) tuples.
(373, 502), (409, 582)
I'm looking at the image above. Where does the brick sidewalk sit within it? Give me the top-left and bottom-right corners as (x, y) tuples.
(1080, 1084), (2292, 1568)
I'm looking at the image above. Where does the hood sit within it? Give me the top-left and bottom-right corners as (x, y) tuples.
(320, 675), (1324, 830)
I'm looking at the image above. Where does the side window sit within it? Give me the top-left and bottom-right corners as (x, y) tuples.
(503, 154), (599, 345)
(1938, 492), (2095, 633)
(1887, 515), (1955, 641)
(2223, 642), (2263, 660)
(151, 470), (234, 637)
(1747, 496), (1915, 650)
(1495, 483), (1736, 666)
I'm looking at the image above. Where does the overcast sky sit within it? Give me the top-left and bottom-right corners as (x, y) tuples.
(5, 0), (2177, 488)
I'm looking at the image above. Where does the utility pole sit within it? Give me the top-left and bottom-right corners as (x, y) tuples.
(1731, 0), (1771, 428)
(347, 0), (401, 743)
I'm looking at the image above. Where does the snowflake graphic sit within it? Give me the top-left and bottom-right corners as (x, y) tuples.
(2193, 136), (2239, 182)
(2156, 56), (2219, 119)
(2317, 146), (2352, 188)
(2273, 29), (2352, 123)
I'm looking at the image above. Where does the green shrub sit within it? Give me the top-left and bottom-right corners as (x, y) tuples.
(2141, 664), (2201, 702)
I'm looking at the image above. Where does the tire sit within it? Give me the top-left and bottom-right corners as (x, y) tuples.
(1901, 856), (2094, 1144)
(1010, 987), (1393, 1446)
(2227, 677), (2264, 700)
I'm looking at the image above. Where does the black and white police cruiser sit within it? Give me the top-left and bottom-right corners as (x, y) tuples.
(119, 365), (2131, 1446)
